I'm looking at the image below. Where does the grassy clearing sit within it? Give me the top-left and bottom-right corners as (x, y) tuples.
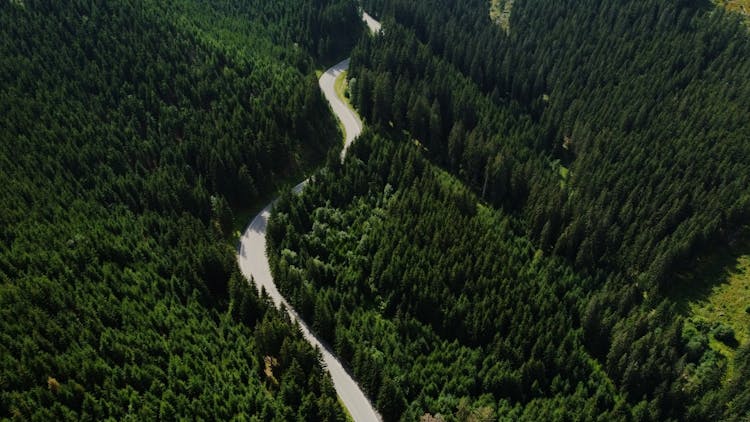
(692, 255), (750, 342)
(673, 226), (750, 380)
(489, 0), (514, 32)
(688, 250), (750, 346)
(714, 0), (750, 19)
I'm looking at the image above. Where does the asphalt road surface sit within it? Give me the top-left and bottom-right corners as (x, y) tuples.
(318, 57), (362, 158)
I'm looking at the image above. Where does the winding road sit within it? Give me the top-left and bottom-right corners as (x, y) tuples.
(319, 57), (362, 157)
(237, 13), (382, 422)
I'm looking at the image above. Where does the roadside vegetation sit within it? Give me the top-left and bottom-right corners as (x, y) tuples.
(334, 70), (356, 114)
(675, 227), (750, 387)
(330, 70), (357, 140)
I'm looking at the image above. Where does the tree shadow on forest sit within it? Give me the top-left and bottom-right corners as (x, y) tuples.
(668, 225), (750, 316)
(681, 0), (714, 12)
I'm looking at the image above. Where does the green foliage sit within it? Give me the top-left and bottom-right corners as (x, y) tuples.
(354, 0), (750, 289)
(269, 132), (621, 420)
(0, 0), (360, 418)
(344, 0), (750, 419)
(712, 324), (738, 346)
(6, 0), (750, 420)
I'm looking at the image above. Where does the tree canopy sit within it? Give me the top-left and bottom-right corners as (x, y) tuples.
(269, 0), (750, 419)
(0, 0), (361, 418)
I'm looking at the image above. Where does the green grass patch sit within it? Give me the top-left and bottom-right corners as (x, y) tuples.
(672, 226), (750, 381)
(333, 70), (357, 140)
(688, 251), (750, 345)
(714, 0), (750, 20)
(334, 70), (348, 100)
(559, 165), (570, 188)
(334, 70), (356, 114)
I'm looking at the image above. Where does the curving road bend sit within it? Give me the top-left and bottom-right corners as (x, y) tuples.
(237, 12), (382, 422)
(318, 58), (362, 158)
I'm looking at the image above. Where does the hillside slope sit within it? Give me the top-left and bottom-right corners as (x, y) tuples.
(301, 0), (750, 419)
(0, 0), (360, 419)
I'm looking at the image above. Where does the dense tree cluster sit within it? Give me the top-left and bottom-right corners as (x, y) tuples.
(0, 0), (360, 418)
(269, 133), (624, 420)
(269, 0), (750, 419)
(5, 0), (750, 419)
(353, 0), (750, 287)
(164, 0), (363, 65)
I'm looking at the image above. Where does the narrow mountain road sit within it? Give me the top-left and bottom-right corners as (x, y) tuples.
(237, 13), (382, 422)
(318, 57), (362, 157)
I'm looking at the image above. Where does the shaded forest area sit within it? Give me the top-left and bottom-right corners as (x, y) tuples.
(268, 0), (750, 420)
(0, 0), (361, 419)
